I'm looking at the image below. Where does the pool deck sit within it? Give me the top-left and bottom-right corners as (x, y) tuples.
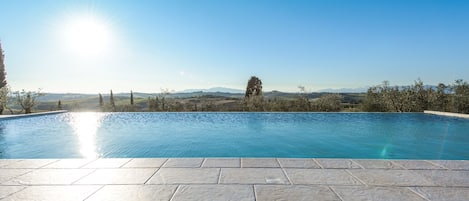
(0, 158), (468, 200)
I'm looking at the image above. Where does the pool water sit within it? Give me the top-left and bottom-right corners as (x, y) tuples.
(0, 112), (468, 159)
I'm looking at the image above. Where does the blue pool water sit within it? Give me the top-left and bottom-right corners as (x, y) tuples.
(0, 112), (468, 159)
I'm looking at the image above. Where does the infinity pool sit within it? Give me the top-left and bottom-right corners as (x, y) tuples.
(0, 112), (468, 159)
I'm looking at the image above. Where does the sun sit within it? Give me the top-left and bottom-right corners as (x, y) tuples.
(61, 14), (113, 57)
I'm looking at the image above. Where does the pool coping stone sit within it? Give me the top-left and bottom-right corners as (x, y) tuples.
(0, 158), (468, 200)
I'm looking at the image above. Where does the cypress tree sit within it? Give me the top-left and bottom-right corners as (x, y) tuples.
(0, 41), (7, 88)
(130, 90), (134, 105)
(98, 93), (104, 107)
(110, 90), (115, 111)
(57, 100), (62, 110)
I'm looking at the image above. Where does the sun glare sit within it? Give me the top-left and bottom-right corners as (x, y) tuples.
(69, 112), (105, 158)
(60, 14), (113, 57)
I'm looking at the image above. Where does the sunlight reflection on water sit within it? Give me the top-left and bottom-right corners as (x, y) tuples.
(68, 112), (105, 158)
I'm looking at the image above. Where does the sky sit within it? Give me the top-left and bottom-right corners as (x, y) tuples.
(0, 0), (468, 93)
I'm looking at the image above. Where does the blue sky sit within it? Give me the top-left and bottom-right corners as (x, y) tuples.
(1, 0), (468, 93)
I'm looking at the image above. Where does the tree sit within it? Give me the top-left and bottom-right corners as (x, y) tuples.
(312, 94), (343, 112)
(296, 86), (311, 111)
(0, 41), (8, 114)
(16, 89), (42, 114)
(452, 79), (469, 114)
(98, 93), (104, 108)
(243, 76), (264, 111)
(57, 100), (63, 110)
(109, 90), (115, 112)
(130, 90), (134, 105)
(431, 83), (449, 112)
(0, 86), (8, 114)
(245, 76), (263, 97)
(0, 41), (7, 89)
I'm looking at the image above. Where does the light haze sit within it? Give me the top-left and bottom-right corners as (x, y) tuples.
(1, 0), (468, 93)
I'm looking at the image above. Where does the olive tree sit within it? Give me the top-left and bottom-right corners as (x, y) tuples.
(312, 94), (343, 112)
(452, 79), (469, 114)
(16, 89), (43, 114)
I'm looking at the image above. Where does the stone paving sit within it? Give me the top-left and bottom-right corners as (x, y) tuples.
(0, 158), (468, 200)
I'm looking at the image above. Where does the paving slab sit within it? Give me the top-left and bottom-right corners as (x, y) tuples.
(392, 160), (445, 170)
(0, 169), (33, 184)
(220, 168), (289, 184)
(0, 186), (26, 199)
(241, 158), (280, 168)
(82, 158), (131, 168)
(44, 159), (95, 169)
(74, 168), (157, 185)
(3, 169), (95, 185)
(85, 185), (177, 201)
(409, 187), (469, 201)
(353, 159), (404, 169)
(278, 158), (321, 168)
(331, 186), (426, 201)
(202, 158), (240, 168)
(123, 158), (168, 168)
(315, 159), (362, 169)
(147, 168), (219, 184)
(2, 159), (58, 169)
(430, 160), (469, 170)
(0, 160), (23, 168)
(0, 158), (468, 200)
(416, 170), (469, 187)
(348, 169), (436, 186)
(255, 185), (340, 201)
(285, 169), (362, 185)
(163, 158), (204, 168)
(171, 185), (254, 201)
(1, 185), (101, 201)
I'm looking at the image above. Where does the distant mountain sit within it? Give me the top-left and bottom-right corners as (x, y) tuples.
(316, 87), (369, 93)
(179, 87), (244, 94)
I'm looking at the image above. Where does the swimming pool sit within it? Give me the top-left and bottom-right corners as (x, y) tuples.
(0, 112), (468, 159)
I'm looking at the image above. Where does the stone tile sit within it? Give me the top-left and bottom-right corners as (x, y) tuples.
(86, 185), (177, 201)
(220, 168), (289, 184)
(2, 159), (58, 169)
(1, 185), (101, 201)
(172, 185), (254, 201)
(147, 168), (219, 184)
(255, 185), (340, 201)
(74, 168), (157, 184)
(416, 170), (469, 187)
(82, 158), (131, 168)
(123, 158), (168, 168)
(241, 158), (280, 168)
(410, 187), (469, 201)
(315, 159), (361, 169)
(285, 169), (362, 185)
(43, 159), (95, 168)
(353, 159), (404, 169)
(0, 169), (33, 183)
(163, 158), (203, 168)
(0, 186), (26, 199)
(431, 160), (469, 170)
(3, 169), (94, 185)
(278, 158), (321, 168)
(348, 169), (435, 186)
(332, 186), (426, 201)
(0, 160), (23, 168)
(203, 158), (240, 168)
(392, 160), (444, 170)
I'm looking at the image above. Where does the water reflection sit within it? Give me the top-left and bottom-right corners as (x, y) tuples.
(68, 112), (105, 158)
